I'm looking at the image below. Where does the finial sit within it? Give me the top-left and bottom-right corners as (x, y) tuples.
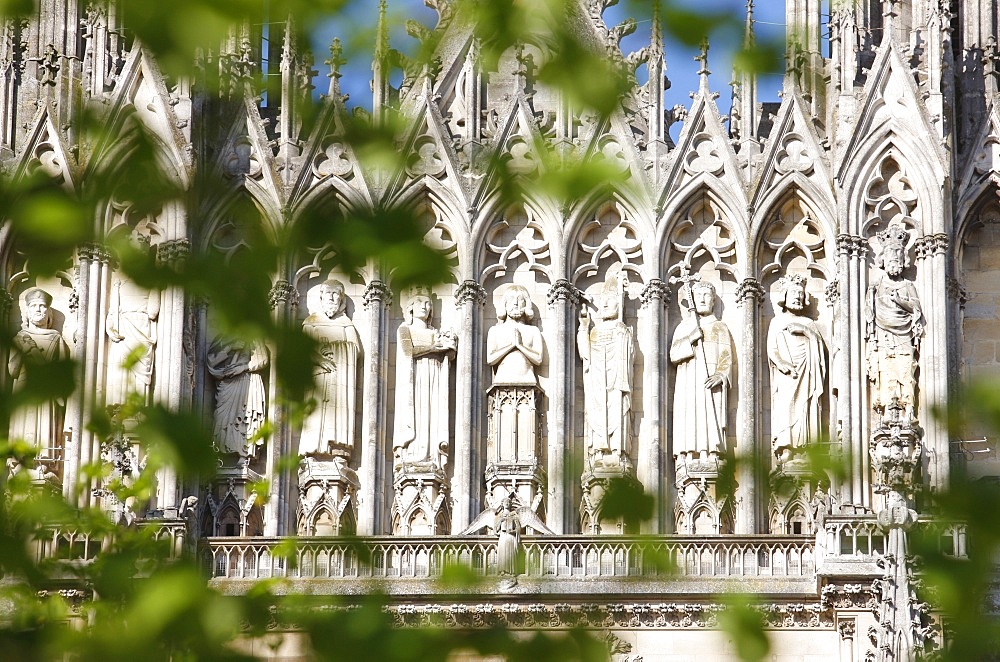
(326, 38), (345, 96)
(695, 37), (710, 90)
(744, 0), (755, 46)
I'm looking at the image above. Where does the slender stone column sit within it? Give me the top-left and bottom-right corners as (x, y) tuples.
(154, 239), (190, 517)
(639, 279), (669, 533)
(838, 234), (869, 508)
(81, 243), (112, 508)
(914, 234), (950, 492)
(945, 275), (969, 400)
(267, 279), (299, 535)
(735, 277), (763, 533)
(62, 252), (87, 502)
(824, 278), (843, 498)
(546, 279), (581, 533)
(359, 280), (391, 535)
(452, 280), (486, 533)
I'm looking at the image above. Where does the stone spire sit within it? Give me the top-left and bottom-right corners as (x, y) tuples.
(372, 0), (391, 125)
(278, 15), (303, 163)
(646, 2), (666, 145)
(731, 0), (758, 152)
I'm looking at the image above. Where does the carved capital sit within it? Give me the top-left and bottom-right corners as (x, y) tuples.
(836, 233), (868, 258)
(838, 619), (856, 640)
(156, 238), (191, 266)
(546, 279), (582, 306)
(78, 242), (112, 264)
(932, 232), (949, 256)
(362, 280), (392, 309)
(735, 277), (764, 306)
(913, 233), (947, 261)
(268, 279), (299, 309)
(455, 280), (487, 307)
(640, 278), (670, 307)
(913, 235), (934, 261)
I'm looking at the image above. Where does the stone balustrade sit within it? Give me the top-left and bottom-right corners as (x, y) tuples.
(819, 516), (966, 575)
(201, 534), (817, 582)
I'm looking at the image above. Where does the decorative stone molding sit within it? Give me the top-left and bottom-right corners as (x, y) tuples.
(0, 288), (13, 316)
(36, 589), (90, 615)
(546, 279), (583, 306)
(820, 583), (879, 610)
(735, 277), (764, 307)
(156, 238), (191, 266)
(380, 601), (833, 630)
(68, 286), (79, 313)
(824, 280), (840, 306)
(267, 279), (299, 309)
(455, 279), (487, 307)
(362, 280), (392, 309)
(639, 278), (670, 307)
(836, 234), (869, 258)
(946, 277), (970, 307)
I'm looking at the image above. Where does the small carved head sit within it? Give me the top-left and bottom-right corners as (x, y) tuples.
(875, 220), (913, 276)
(776, 273), (809, 311)
(497, 285), (533, 322)
(404, 287), (433, 324)
(690, 281), (716, 316)
(318, 279), (346, 318)
(22, 287), (53, 329)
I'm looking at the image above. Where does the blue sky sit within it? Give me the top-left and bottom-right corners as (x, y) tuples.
(308, 0), (796, 117)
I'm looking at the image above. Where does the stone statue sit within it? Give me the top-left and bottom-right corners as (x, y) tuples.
(495, 496), (521, 579)
(487, 285), (543, 385)
(392, 289), (457, 469)
(300, 279), (361, 456)
(8, 288), (69, 453)
(106, 272), (159, 405)
(669, 280), (734, 457)
(577, 275), (634, 468)
(866, 222), (923, 422)
(767, 274), (827, 462)
(207, 335), (269, 459)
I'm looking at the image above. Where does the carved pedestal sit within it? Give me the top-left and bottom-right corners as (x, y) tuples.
(673, 452), (733, 534)
(203, 463), (264, 537)
(297, 453), (359, 536)
(485, 385), (545, 523)
(768, 459), (820, 535)
(580, 463), (641, 535)
(391, 464), (450, 535)
(94, 423), (144, 525)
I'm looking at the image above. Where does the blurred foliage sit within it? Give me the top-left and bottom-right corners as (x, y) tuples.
(1, 1), (994, 661)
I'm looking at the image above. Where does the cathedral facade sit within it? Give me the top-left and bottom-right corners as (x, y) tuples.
(1, 0), (998, 659)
